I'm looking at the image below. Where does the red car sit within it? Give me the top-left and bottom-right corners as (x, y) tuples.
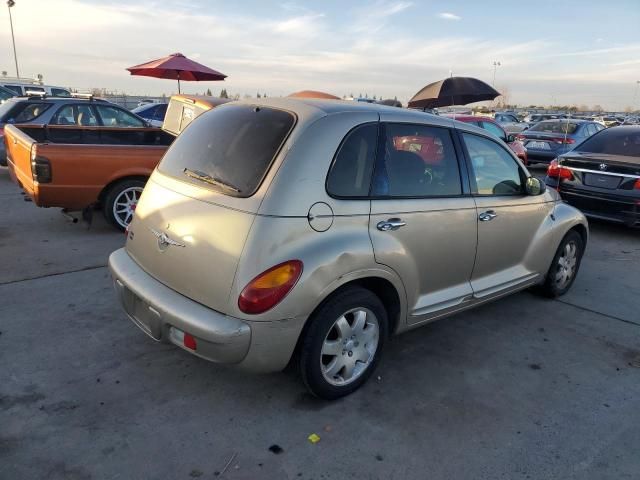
(443, 114), (528, 165)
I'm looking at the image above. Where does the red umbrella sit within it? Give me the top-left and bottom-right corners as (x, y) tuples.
(126, 52), (226, 93)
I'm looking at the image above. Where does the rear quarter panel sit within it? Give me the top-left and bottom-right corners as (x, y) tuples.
(33, 144), (166, 209)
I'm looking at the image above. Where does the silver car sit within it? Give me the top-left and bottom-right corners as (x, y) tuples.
(109, 98), (588, 399)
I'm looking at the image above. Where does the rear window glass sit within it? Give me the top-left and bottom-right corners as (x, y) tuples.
(159, 104), (296, 197)
(530, 121), (578, 134)
(575, 128), (640, 157)
(0, 101), (52, 123)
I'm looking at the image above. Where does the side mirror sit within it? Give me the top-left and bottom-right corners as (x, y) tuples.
(525, 176), (546, 196)
(506, 134), (516, 143)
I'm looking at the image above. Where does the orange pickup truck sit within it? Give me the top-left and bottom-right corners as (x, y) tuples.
(5, 95), (228, 230)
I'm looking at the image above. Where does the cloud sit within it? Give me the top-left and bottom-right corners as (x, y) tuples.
(438, 12), (461, 21)
(0, 0), (636, 109)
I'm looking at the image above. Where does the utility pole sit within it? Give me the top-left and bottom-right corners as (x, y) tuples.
(634, 80), (640, 111)
(7, 0), (20, 78)
(492, 61), (501, 87)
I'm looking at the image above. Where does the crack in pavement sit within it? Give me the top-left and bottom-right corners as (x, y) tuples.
(0, 265), (107, 286)
(555, 298), (640, 328)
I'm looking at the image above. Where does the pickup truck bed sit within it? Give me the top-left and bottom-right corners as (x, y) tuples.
(5, 124), (174, 228)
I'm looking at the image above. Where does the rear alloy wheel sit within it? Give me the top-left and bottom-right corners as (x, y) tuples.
(103, 179), (146, 231)
(540, 230), (584, 297)
(300, 286), (388, 400)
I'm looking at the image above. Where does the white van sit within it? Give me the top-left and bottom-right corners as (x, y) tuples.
(0, 81), (71, 97)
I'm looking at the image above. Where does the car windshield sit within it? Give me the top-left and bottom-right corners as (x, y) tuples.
(574, 128), (640, 157)
(529, 121), (578, 134)
(158, 104), (296, 197)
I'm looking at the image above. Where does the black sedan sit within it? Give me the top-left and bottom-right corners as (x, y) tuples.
(545, 126), (640, 227)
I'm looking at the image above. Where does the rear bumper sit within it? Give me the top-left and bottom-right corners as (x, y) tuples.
(526, 150), (557, 163)
(546, 180), (640, 227)
(108, 248), (304, 372)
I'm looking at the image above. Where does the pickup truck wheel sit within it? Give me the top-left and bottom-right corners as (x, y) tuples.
(299, 286), (388, 400)
(103, 180), (146, 230)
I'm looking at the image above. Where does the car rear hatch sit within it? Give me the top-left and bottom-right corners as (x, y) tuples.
(520, 131), (572, 152)
(125, 103), (297, 313)
(560, 152), (640, 191)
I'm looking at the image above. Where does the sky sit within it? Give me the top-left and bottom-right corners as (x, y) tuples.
(1, 0), (639, 110)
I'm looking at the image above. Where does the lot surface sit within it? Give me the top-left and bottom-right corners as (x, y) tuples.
(1, 165), (639, 480)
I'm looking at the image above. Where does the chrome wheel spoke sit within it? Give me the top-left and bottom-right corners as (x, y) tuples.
(352, 310), (366, 333)
(334, 316), (351, 339)
(324, 357), (344, 379)
(322, 340), (341, 356)
(341, 360), (356, 380)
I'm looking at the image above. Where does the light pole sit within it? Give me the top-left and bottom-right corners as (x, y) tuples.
(7, 0), (20, 78)
(634, 80), (640, 112)
(492, 61), (501, 87)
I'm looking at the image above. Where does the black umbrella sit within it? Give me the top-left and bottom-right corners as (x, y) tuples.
(408, 76), (500, 109)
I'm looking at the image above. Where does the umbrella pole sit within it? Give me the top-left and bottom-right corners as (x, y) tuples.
(177, 71), (181, 94)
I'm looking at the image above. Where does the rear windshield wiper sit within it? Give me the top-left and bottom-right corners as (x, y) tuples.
(182, 168), (241, 193)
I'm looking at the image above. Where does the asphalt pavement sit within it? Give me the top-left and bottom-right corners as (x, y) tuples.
(1, 165), (639, 480)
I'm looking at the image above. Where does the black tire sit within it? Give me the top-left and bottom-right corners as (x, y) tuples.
(539, 230), (584, 298)
(299, 286), (388, 400)
(102, 179), (146, 231)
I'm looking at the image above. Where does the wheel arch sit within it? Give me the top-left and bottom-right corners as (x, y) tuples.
(98, 175), (149, 206)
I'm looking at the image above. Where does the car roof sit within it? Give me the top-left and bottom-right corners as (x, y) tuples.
(6, 96), (110, 104)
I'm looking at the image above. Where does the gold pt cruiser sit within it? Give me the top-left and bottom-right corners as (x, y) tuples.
(109, 98), (588, 399)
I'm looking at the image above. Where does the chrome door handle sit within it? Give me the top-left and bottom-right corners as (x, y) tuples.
(377, 218), (406, 231)
(478, 210), (498, 222)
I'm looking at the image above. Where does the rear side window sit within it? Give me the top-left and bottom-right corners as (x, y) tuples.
(326, 123), (377, 197)
(51, 104), (98, 126)
(95, 105), (145, 127)
(159, 104), (296, 197)
(51, 88), (71, 97)
(372, 123), (462, 197)
(1, 102), (52, 123)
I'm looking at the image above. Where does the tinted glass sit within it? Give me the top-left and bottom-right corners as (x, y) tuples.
(51, 88), (71, 97)
(530, 121), (578, 134)
(463, 133), (523, 195)
(159, 104), (295, 197)
(574, 128), (640, 157)
(1, 102), (52, 123)
(51, 104), (98, 126)
(481, 121), (507, 141)
(327, 123), (377, 197)
(4, 85), (22, 95)
(95, 105), (145, 127)
(154, 103), (168, 121)
(372, 123), (461, 197)
(0, 87), (14, 102)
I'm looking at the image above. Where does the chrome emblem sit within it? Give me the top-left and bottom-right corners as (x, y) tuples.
(599, 163), (607, 171)
(150, 228), (185, 251)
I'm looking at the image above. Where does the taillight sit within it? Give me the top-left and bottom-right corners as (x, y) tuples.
(552, 137), (575, 144)
(634, 178), (640, 190)
(30, 146), (52, 183)
(547, 159), (573, 180)
(238, 260), (303, 314)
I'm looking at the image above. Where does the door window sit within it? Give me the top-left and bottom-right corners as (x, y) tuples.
(326, 123), (377, 197)
(480, 121), (507, 141)
(95, 105), (145, 127)
(51, 104), (98, 126)
(372, 123), (462, 197)
(462, 133), (524, 196)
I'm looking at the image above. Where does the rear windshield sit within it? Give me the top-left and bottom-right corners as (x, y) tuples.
(575, 128), (640, 157)
(530, 121), (578, 134)
(158, 104), (295, 197)
(0, 101), (52, 123)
